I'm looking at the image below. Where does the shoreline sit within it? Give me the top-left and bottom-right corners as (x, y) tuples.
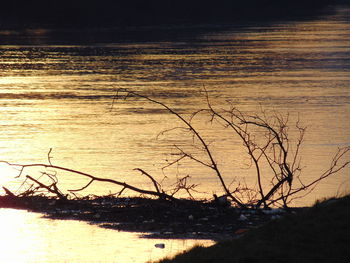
(0, 195), (298, 241)
(0, 0), (337, 30)
(153, 195), (350, 263)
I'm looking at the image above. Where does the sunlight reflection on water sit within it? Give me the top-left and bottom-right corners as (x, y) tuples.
(0, 5), (350, 263)
(0, 7), (350, 205)
(0, 208), (213, 263)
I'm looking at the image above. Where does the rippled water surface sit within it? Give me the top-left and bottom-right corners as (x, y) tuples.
(0, 6), (350, 262)
(1, 7), (350, 205)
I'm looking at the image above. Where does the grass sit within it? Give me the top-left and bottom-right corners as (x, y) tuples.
(153, 195), (350, 263)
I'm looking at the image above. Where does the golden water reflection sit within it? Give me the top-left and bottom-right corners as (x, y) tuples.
(0, 6), (349, 207)
(0, 208), (213, 263)
(0, 6), (350, 263)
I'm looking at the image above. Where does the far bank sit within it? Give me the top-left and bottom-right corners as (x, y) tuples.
(0, 0), (337, 29)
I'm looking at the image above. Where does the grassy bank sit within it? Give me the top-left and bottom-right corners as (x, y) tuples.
(154, 195), (350, 263)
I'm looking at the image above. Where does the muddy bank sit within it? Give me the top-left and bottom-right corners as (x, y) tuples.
(0, 195), (296, 240)
(154, 195), (350, 263)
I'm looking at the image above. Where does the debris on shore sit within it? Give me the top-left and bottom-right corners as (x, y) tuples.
(0, 194), (292, 240)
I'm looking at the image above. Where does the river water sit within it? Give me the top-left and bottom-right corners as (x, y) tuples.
(0, 208), (213, 263)
(0, 5), (350, 262)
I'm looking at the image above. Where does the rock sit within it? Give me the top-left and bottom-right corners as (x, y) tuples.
(262, 208), (284, 215)
(271, 215), (281, 220)
(155, 243), (165, 249)
(238, 214), (248, 221)
(93, 213), (101, 219)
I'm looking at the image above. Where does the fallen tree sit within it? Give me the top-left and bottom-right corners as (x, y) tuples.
(1, 89), (349, 209)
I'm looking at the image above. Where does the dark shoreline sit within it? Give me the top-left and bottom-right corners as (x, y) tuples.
(154, 195), (350, 263)
(0, 195), (295, 240)
(0, 5), (344, 46)
(0, 0), (337, 30)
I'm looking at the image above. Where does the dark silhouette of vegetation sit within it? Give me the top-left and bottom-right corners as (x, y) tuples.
(152, 194), (350, 263)
(1, 89), (349, 210)
(113, 89), (349, 208)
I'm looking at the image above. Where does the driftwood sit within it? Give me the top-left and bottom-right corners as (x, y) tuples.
(3, 187), (16, 197)
(1, 89), (349, 209)
(0, 161), (178, 201)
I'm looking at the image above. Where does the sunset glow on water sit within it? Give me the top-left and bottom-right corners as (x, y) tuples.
(0, 208), (213, 263)
(0, 5), (350, 262)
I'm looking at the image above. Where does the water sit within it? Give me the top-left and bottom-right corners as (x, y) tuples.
(0, 208), (213, 263)
(1, 7), (350, 204)
(0, 6), (350, 262)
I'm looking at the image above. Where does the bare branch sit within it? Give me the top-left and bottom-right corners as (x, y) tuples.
(134, 168), (162, 194)
(69, 178), (94, 192)
(48, 148), (53, 166)
(116, 88), (246, 208)
(26, 175), (66, 199)
(0, 161), (177, 202)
